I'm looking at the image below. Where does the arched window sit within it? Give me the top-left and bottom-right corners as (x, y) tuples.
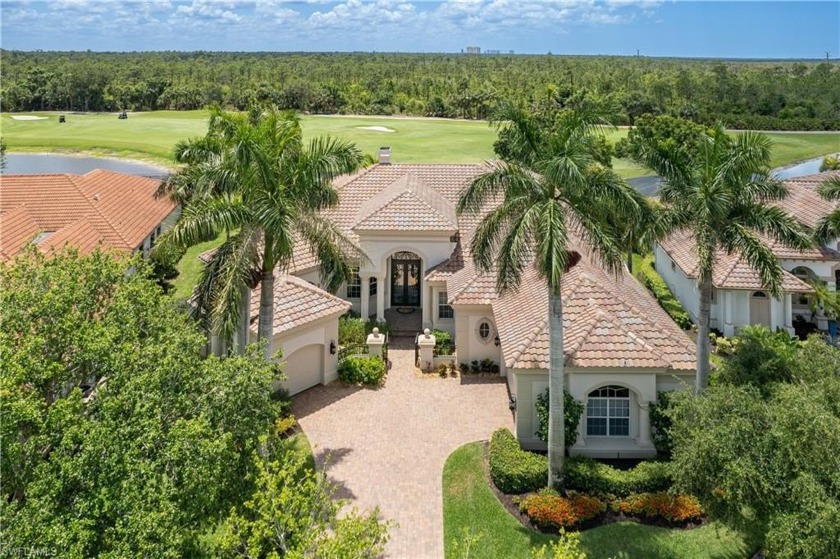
(586, 385), (630, 437)
(476, 319), (493, 343)
(752, 291), (767, 299)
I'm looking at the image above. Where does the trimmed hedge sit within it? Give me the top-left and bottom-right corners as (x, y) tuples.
(565, 457), (673, 497)
(633, 254), (692, 330)
(337, 355), (386, 386)
(489, 429), (547, 494)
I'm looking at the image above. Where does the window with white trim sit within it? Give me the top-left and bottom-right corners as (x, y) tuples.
(438, 291), (453, 319)
(346, 268), (361, 298)
(586, 385), (630, 437)
(369, 276), (377, 296)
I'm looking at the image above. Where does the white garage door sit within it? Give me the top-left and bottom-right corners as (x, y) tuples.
(283, 344), (324, 395)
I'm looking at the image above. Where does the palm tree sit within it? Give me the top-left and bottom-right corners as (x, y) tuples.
(630, 124), (814, 391)
(814, 175), (840, 245)
(457, 103), (651, 488)
(156, 108), (364, 358)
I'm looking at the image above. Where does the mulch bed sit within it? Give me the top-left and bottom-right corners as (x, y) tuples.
(479, 442), (706, 534)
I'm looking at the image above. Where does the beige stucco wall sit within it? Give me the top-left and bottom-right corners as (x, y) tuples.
(512, 367), (693, 458)
(452, 303), (503, 373)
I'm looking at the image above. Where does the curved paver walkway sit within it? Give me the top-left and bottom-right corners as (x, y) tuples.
(293, 337), (514, 559)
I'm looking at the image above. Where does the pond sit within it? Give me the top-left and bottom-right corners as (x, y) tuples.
(626, 156), (828, 197)
(2, 153), (171, 178)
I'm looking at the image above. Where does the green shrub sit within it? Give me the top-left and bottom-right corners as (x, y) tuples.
(633, 255), (692, 330)
(433, 329), (455, 355)
(270, 385), (293, 418)
(489, 428), (547, 494)
(535, 389), (584, 448)
(565, 457), (673, 497)
(337, 355), (386, 386)
(618, 492), (703, 524)
(338, 316), (391, 346)
(650, 390), (676, 456)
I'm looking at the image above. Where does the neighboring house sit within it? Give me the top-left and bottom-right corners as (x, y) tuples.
(227, 153), (697, 457)
(0, 169), (179, 261)
(655, 171), (840, 337)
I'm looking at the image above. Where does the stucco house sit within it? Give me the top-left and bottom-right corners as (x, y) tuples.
(654, 171), (840, 337)
(0, 169), (179, 261)
(224, 154), (696, 458)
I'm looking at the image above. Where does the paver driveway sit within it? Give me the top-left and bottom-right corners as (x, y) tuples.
(293, 337), (514, 559)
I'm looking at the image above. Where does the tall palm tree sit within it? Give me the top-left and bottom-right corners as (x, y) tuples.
(156, 108), (364, 358)
(814, 175), (840, 245)
(630, 124), (813, 391)
(457, 103), (651, 488)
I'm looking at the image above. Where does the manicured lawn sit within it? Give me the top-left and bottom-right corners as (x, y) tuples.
(4, 111), (834, 177)
(442, 442), (749, 559)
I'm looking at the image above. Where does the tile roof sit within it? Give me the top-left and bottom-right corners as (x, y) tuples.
(490, 253), (697, 370)
(38, 217), (108, 257)
(0, 170), (175, 260)
(249, 272), (351, 336)
(777, 170), (840, 230)
(659, 230), (814, 292)
(354, 173), (458, 232)
(286, 164), (489, 273)
(0, 206), (41, 260)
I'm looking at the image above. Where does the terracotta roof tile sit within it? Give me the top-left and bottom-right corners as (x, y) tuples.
(354, 173), (458, 232)
(249, 272), (351, 336)
(0, 206), (41, 259)
(659, 230), (814, 292)
(490, 253), (697, 370)
(0, 170), (175, 260)
(38, 217), (108, 257)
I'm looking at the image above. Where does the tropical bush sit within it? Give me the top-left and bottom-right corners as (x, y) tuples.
(337, 355), (386, 386)
(649, 390), (676, 456)
(617, 492), (703, 525)
(530, 529), (587, 559)
(433, 329), (455, 355)
(535, 388), (584, 448)
(564, 457), (673, 497)
(633, 255), (692, 329)
(488, 429), (547, 494)
(338, 315), (390, 346)
(519, 489), (605, 531)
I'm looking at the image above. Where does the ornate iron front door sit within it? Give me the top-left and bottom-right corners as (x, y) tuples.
(391, 259), (421, 306)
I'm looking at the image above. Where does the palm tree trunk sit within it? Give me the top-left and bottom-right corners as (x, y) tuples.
(547, 289), (566, 489)
(696, 275), (713, 392)
(258, 270), (275, 360)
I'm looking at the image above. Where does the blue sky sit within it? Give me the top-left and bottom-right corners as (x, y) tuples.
(1, 1), (837, 59)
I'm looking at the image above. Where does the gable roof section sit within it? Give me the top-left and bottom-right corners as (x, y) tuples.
(0, 206), (41, 260)
(38, 217), (108, 257)
(491, 254), (696, 371)
(353, 172), (458, 232)
(249, 272), (351, 336)
(0, 170), (174, 260)
(776, 170), (840, 230)
(659, 230), (814, 292)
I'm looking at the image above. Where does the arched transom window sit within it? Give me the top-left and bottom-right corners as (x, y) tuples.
(587, 385), (630, 437)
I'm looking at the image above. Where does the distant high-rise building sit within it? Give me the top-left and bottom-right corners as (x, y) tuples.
(465, 46), (481, 54)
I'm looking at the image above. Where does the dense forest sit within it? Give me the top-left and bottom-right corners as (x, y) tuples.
(2, 51), (839, 130)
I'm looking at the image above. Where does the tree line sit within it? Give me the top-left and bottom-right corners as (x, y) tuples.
(1, 50), (838, 130)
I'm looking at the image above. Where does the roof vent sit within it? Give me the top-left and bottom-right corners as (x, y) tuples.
(378, 146), (391, 165)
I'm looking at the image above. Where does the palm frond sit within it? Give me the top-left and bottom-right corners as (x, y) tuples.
(733, 201), (814, 251)
(817, 176), (840, 201)
(721, 224), (785, 297)
(156, 193), (250, 253)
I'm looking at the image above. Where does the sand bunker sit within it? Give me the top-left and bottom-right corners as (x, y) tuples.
(356, 125), (395, 133)
(11, 115), (49, 121)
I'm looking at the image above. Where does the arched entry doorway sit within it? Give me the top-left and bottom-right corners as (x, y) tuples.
(390, 251), (421, 307)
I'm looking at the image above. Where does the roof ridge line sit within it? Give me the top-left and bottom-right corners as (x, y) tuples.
(70, 174), (131, 249)
(508, 318), (547, 369)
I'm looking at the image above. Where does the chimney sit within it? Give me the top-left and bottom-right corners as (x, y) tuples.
(378, 146), (391, 165)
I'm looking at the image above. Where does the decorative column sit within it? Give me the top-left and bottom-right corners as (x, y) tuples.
(784, 293), (794, 335)
(417, 328), (436, 370)
(637, 400), (652, 447)
(421, 284), (431, 327)
(724, 291), (735, 338)
(366, 327), (385, 358)
(360, 276), (370, 321)
(376, 275), (385, 321)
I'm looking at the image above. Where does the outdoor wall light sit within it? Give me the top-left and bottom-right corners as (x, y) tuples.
(329, 340), (337, 355)
(508, 396), (517, 411)
(494, 335), (501, 347)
